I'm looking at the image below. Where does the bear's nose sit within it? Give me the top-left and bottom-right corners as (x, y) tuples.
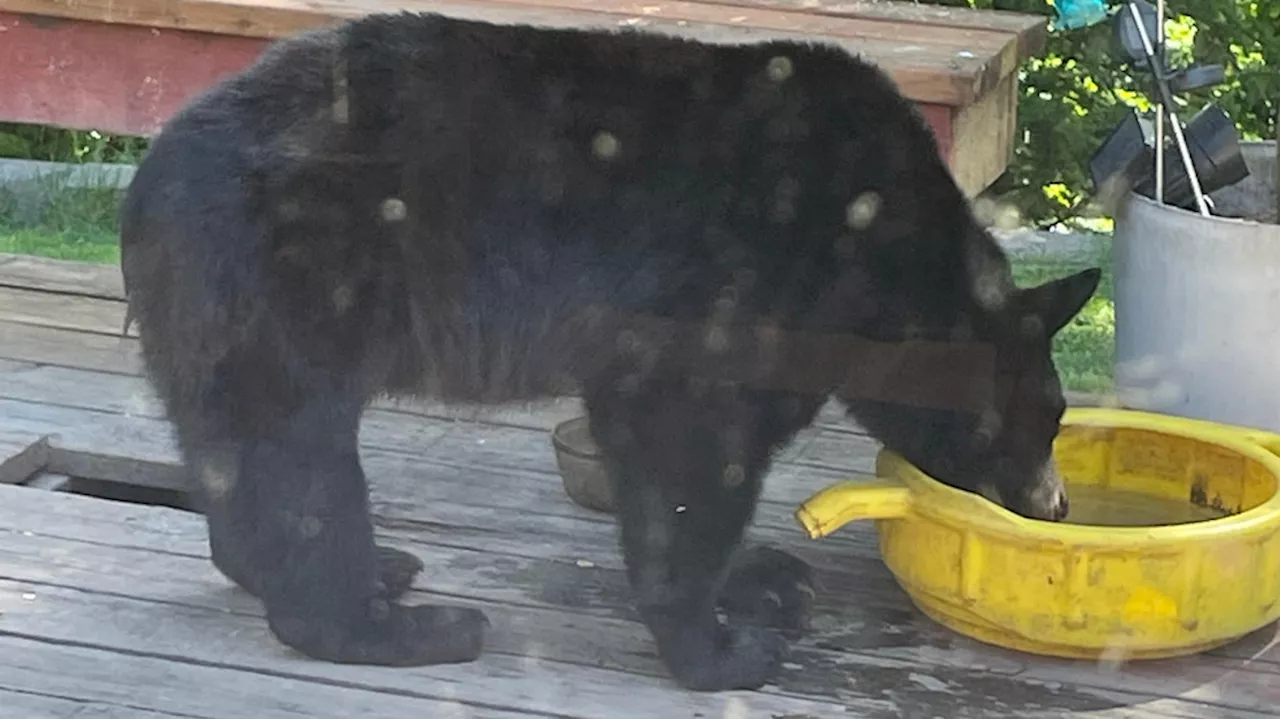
(1051, 487), (1069, 521)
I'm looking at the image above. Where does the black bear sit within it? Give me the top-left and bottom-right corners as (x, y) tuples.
(119, 12), (1100, 692)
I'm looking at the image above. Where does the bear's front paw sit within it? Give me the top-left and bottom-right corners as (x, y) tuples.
(718, 545), (816, 639)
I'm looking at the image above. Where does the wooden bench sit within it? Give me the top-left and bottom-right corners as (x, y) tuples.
(0, 0), (1048, 196)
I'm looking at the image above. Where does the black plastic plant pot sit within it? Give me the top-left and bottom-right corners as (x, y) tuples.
(1112, 0), (1167, 70)
(1134, 104), (1251, 210)
(1168, 64), (1227, 93)
(1090, 108), (1155, 209)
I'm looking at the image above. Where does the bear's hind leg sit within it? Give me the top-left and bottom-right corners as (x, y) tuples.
(206, 472), (424, 603)
(185, 376), (486, 666)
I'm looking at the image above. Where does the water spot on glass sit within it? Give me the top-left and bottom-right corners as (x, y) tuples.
(993, 203), (1022, 230)
(766, 56), (794, 82)
(972, 270), (1009, 310)
(972, 197), (998, 226)
(380, 197), (407, 222)
(331, 58), (350, 124)
(771, 177), (801, 224)
(975, 409), (1002, 446)
(715, 289), (738, 313)
(201, 461), (236, 499)
(722, 696), (749, 719)
(592, 131), (621, 160)
(723, 463), (745, 487)
(1116, 354), (1165, 383)
(845, 192), (881, 230)
(332, 285), (354, 313)
(704, 326), (730, 353)
(299, 515), (322, 539)
(1147, 379), (1183, 408)
(1097, 644), (1130, 673)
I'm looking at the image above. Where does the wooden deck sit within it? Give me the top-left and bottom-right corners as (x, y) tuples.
(3, 252), (1280, 717)
(0, 0), (1047, 197)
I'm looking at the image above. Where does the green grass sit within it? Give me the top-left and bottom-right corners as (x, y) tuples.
(0, 185), (124, 263)
(2, 181), (1116, 393)
(1010, 243), (1116, 395)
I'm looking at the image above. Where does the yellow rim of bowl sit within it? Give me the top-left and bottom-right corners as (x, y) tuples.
(881, 407), (1280, 548)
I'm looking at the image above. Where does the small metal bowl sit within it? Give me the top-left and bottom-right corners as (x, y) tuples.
(551, 416), (616, 513)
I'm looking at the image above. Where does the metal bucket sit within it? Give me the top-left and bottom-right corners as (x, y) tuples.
(1113, 141), (1280, 432)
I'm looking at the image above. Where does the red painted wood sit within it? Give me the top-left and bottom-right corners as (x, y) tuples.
(0, 10), (955, 160)
(915, 102), (954, 166)
(0, 12), (268, 136)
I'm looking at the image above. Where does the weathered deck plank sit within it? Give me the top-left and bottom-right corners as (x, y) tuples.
(0, 512), (861, 717)
(0, 689), (192, 719)
(4, 483), (1278, 718)
(0, 252), (125, 300)
(0, 319), (141, 376)
(0, 285), (134, 338)
(0, 635), (547, 719)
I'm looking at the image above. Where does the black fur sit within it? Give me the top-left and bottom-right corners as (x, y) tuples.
(119, 12), (1100, 691)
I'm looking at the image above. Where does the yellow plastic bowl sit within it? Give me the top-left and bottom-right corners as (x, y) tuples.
(795, 408), (1280, 660)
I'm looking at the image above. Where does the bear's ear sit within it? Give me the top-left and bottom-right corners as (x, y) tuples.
(1018, 267), (1102, 336)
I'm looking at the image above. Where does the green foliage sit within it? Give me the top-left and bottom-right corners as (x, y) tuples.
(922, 0), (1278, 227)
(0, 122), (148, 164)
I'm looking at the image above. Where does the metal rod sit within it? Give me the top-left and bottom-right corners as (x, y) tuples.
(1126, 1), (1211, 216)
(1154, 0), (1165, 204)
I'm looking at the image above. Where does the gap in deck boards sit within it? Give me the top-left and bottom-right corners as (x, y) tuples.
(23, 471), (199, 513)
